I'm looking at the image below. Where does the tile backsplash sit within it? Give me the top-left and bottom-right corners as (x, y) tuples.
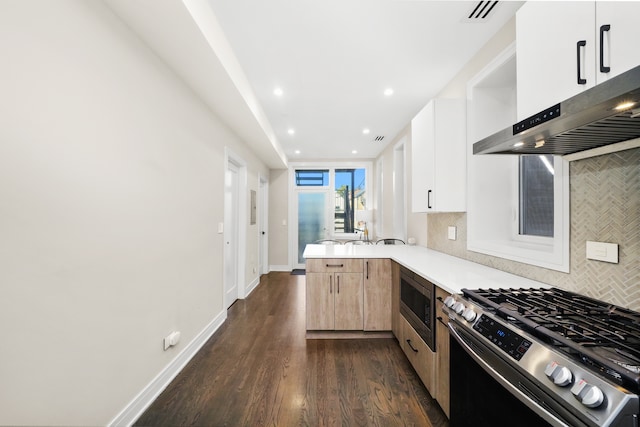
(427, 147), (640, 312)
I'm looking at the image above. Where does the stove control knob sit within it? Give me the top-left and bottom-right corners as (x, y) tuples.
(443, 296), (456, 308)
(462, 307), (477, 322)
(571, 379), (604, 408)
(544, 361), (573, 386)
(452, 301), (466, 315)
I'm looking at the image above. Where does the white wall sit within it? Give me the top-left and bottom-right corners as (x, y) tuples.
(0, 1), (268, 425)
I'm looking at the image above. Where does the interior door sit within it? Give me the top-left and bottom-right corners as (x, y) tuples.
(224, 162), (239, 309)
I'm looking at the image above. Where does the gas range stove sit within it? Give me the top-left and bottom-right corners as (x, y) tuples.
(443, 287), (640, 427)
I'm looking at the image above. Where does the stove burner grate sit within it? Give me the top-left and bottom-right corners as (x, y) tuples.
(462, 287), (640, 393)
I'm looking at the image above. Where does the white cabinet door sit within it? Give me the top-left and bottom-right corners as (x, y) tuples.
(516, 1), (595, 120)
(411, 98), (466, 213)
(595, 2), (640, 83)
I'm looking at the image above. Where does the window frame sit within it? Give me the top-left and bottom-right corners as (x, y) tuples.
(290, 162), (372, 243)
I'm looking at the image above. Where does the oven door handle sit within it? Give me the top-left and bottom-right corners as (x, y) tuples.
(448, 322), (571, 427)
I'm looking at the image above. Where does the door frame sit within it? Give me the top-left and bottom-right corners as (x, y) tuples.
(224, 148), (247, 306)
(258, 173), (269, 275)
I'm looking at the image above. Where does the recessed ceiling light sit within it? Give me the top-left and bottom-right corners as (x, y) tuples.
(362, 128), (370, 135)
(384, 88), (394, 96)
(273, 87), (283, 97)
(513, 142), (525, 148)
(287, 129), (295, 135)
(294, 150), (301, 154)
(352, 150), (358, 154)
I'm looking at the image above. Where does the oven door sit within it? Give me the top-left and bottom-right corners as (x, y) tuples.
(449, 322), (588, 427)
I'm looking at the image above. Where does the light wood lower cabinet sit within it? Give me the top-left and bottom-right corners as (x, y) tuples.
(400, 315), (436, 397)
(306, 259), (364, 330)
(435, 286), (450, 418)
(363, 259), (392, 331)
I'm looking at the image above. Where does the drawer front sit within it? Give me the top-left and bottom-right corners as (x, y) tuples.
(306, 258), (363, 273)
(401, 316), (436, 396)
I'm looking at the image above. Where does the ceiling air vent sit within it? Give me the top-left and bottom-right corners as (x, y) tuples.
(464, 1), (499, 22)
(373, 135), (385, 142)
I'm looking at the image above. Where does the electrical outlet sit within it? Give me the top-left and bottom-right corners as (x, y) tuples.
(448, 226), (457, 241)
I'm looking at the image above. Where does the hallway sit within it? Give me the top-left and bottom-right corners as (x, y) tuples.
(134, 272), (448, 426)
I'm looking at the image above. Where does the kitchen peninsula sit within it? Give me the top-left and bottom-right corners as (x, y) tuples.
(303, 243), (550, 418)
(303, 243), (548, 297)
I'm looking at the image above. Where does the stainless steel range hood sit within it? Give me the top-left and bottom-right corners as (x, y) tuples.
(473, 65), (640, 156)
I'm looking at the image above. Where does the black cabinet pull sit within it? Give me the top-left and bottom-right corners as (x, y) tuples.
(437, 316), (448, 327)
(366, 261), (369, 280)
(436, 296), (443, 302)
(427, 189), (432, 209)
(577, 40), (587, 84)
(326, 263), (344, 268)
(406, 339), (419, 353)
(337, 275), (340, 293)
(600, 24), (611, 73)
(329, 275), (332, 294)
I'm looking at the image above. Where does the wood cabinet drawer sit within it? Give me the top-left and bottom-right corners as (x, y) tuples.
(306, 258), (363, 273)
(401, 315), (436, 396)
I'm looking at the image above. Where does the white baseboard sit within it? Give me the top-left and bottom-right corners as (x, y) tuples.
(108, 310), (227, 427)
(245, 275), (260, 297)
(269, 264), (290, 272)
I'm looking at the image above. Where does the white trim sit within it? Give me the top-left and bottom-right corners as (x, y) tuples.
(224, 147), (248, 300)
(466, 42), (569, 273)
(289, 162), (373, 269)
(107, 311), (227, 427)
(258, 174), (269, 275)
(466, 41), (516, 100)
(245, 275), (260, 297)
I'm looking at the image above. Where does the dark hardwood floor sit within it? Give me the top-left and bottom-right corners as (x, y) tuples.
(134, 272), (449, 426)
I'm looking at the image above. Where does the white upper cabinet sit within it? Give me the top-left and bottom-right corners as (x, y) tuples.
(516, 1), (640, 120)
(411, 98), (466, 213)
(595, 2), (640, 83)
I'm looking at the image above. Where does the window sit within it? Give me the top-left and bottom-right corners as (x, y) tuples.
(295, 169), (328, 187)
(519, 155), (554, 237)
(334, 169), (366, 234)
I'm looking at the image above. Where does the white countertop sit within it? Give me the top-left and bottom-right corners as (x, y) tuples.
(303, 244), (550, 295)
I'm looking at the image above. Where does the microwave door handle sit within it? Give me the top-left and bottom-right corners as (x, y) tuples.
(448, 324), (569, 427)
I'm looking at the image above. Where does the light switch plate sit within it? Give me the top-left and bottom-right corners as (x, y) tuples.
(448, 226), (457, 241)
(586, 241), (618, 263)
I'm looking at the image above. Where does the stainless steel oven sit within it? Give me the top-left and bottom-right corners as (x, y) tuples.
(399, 266), (435, 351)
(443, 287), (640, 427)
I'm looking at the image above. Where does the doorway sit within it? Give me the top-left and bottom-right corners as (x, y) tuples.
(259, 174), (269, 275)
(224, 150), (247, 309)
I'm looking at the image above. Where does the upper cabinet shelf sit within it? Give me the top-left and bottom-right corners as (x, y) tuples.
(411, 98), (466, 213)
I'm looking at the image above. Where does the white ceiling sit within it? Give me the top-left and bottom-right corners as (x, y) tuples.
(207, 0), (524, 161)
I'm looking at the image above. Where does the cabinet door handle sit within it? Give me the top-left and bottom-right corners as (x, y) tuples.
(436, 296), (443, 302)
(406, 339), (419, 353)
(366, 261), (369, 280)
(427, 189), (432, 209)
(577, 40), (587, 85)
(326, 263), (344, 268)
(437, 316), (448, 327)
(329, 275), (332, 294)
(337, 275), (340, 293)
(600, 24), (611, 73)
